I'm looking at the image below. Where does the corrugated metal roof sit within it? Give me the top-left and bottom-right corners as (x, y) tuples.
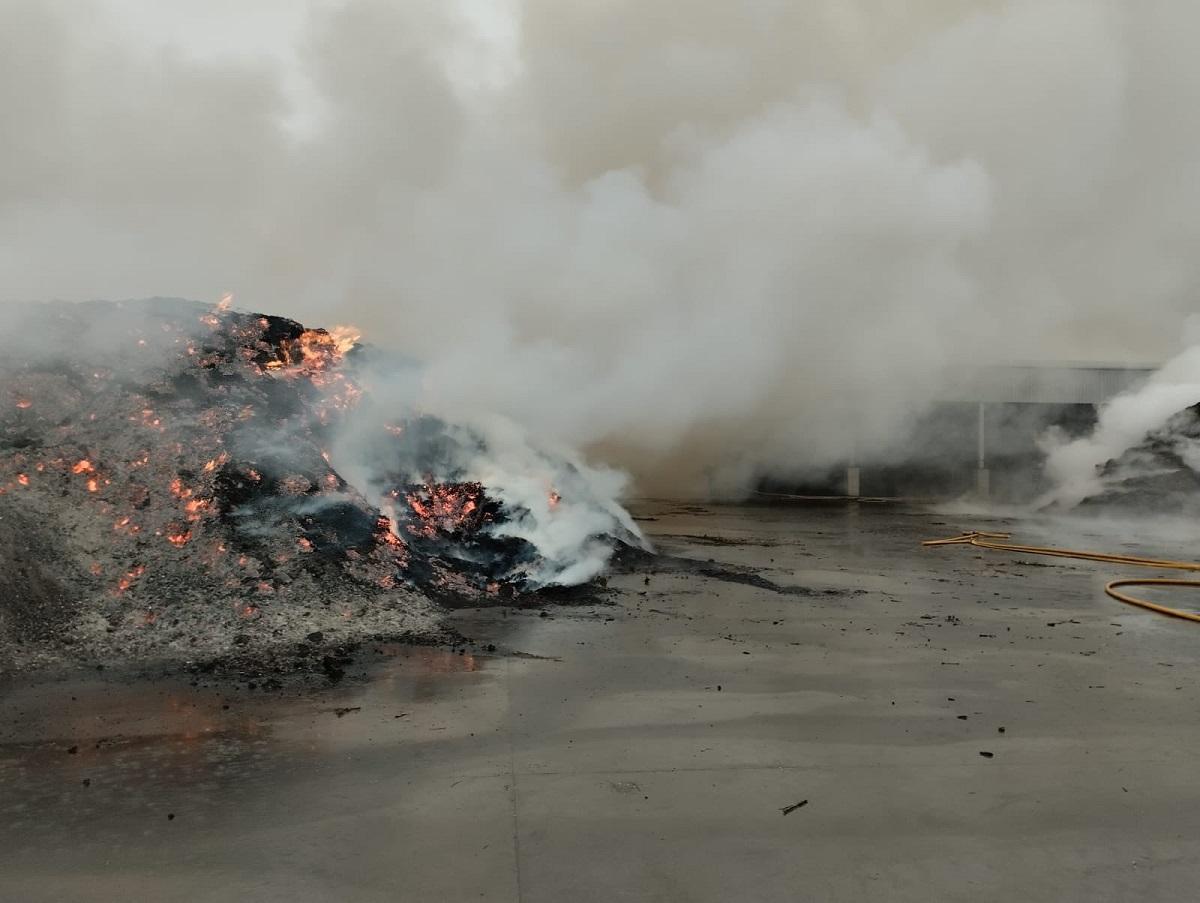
(938, 364), (1156, 404)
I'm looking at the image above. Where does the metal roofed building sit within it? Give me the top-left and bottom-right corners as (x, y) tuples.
(836, 362), (1161, 500)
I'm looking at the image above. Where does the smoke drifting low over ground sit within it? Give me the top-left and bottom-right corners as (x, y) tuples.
(6, 1), (1200, 495)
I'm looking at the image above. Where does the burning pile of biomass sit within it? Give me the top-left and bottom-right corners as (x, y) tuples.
(0, 298), (643, 673)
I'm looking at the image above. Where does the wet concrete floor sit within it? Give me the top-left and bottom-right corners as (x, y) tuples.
(3, 501), (1200, 901)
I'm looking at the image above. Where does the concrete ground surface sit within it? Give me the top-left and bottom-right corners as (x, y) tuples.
(2, 501), (1200, 902)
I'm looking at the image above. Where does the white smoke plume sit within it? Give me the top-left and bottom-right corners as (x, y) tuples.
(329, 373), (646, 587)
(4, 1), (1200, 495)
(1041, 326), (1200, 507)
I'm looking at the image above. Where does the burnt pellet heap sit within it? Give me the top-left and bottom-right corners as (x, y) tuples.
(1080, 402), (1200, 512)
(0, 298), (616, 674)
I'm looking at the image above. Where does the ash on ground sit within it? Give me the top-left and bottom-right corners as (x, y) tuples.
(0, 299), (641, 676)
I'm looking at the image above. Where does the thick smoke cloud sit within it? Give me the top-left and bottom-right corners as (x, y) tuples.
(3, 0), (1199, 495)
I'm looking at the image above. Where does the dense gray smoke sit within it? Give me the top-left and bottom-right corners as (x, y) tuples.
(4, 0), (1200, 494)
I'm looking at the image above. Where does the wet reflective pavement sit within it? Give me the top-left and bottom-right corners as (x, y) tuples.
(3, 502), (1200, 902)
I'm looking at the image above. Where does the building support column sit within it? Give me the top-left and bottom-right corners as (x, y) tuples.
(976, 402), (990, 498)
(846, 466), (861, 498)
(846, 435), (860, 498)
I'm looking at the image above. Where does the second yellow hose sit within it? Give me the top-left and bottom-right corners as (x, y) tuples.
(924, 531), (1200, 623)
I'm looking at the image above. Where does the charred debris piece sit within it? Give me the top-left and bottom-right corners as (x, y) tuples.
(0, 298), (639, 673)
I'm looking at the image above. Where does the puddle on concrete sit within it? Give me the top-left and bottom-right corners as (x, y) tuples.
(0, 639), (512, 851)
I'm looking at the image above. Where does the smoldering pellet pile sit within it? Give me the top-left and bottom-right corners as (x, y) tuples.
(0, 299), (639, 675)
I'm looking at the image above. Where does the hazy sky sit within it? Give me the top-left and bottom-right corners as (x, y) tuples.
(4, 0), (1199, 492)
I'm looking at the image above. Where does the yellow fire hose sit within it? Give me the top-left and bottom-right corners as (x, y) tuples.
(924, 531), (1200, 624)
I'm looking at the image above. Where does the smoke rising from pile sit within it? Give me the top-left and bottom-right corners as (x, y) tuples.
(1042, 326), (1200, 508)
(4, 1), (1200, 494)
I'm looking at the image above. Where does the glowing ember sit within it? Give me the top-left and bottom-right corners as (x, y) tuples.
(15, 399), (31, 409)
(16, 473), (29, 486)
(72, 459), (95, 474)
(202, 452), (229, 473)
(183, 498), (213, 521)
(375, 515), (408, 553)
(115, 565), (146, 594)
(264, 324), (362, 403)
(166, 529), (192, 547)
(381, 528), (403, 548)
(404, 483), (486, 537)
